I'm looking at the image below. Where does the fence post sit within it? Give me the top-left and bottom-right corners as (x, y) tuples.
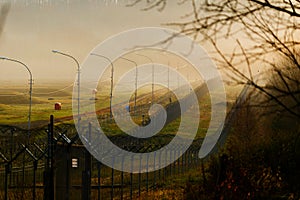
(194, 151), (197, 165)
(187, 151), (190, 169)
(174, 149), (177, 172)
(9, 128), (14, 187)
(201, 159), (206, 186)
(111, 157), (115, 200)
(158, 150), (161, 181)
(153, 151), (156, 190)
(82, 123), (92, 200)
(4, 164), (10, 200)
(169, 150), (172, 176)
(33, 160), (37, 200)
(130, 154), (134, 200)
(97, 162), (101, 200)
(196, 151), (200, 167)
(138, 154), (141, 197)
(121, 157), (124, 200)
(188, 150), (192, 169)
(146, 153), (149, 192)
(22, 153), (25, 199)
(44, 115), (54, 200)
(181, 150), (185, 174)
(177, 150), (180, 174)
(184, 150), (188, 172)
(66, 144), (71, 200)
(50, 115), (55, 200)
(164, 150), (167, 180)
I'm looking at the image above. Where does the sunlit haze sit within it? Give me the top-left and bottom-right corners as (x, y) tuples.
(0, 0), (193, 82)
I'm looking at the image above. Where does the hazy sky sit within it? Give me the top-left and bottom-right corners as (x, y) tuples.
(0, 1), (192, 82)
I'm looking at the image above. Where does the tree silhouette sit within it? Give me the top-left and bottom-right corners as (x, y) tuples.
(129, 0), (300, 118)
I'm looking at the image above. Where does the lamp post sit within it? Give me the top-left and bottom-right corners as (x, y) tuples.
(0, 57), (33, 140)
(119, 57), (138, 114)
(168, 61), (170, 98)
(161, 52), (171, 102)
(52, 50), (81, 127)
(90, 53), (114, 119)
(135, 53), (154, 105)
(176, 64), (188, 90)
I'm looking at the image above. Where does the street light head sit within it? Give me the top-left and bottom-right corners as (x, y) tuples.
(52, 50), (59, 54)
(0, 56), (8, 60)
(90, 53), (97, 56)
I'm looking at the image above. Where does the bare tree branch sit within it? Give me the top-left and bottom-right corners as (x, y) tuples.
(250, 0), (300, 17)
(131, 0), (300, 118)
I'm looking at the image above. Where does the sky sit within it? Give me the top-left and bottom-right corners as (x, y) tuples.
(0, 0), (193, 82)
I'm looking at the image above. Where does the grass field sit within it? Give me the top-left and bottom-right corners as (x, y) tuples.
(0, 80), (243, 130)
(0, 82), (74, 125)
(0, 81), (159, 126)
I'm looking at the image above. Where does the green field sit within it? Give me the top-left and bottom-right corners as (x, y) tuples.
(0, 83), (148, 126)
(0, 84), (74, 126)
(0, 80), (242, 131)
